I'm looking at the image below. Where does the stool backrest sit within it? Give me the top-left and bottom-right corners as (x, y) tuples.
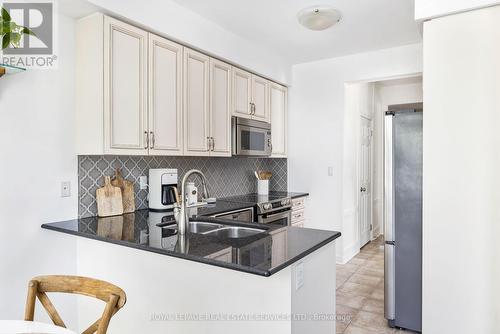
(24, 275), (126, 334)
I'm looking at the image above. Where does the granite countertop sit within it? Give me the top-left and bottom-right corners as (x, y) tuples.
(42, 208), (340, 277)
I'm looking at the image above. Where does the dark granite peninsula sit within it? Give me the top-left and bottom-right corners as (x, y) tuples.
(42, 209), (340, 277)
(42, 200), (339, 334)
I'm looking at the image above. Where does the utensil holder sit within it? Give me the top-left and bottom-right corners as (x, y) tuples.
(257, 180), (269, 195)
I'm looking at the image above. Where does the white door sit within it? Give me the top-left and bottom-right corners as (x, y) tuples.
(103, 16), (148, 155)
(251, 75), (269, 122)
(270, 83), (287, 157)
(183, 48), (210, 156)
(148, 34), (183, 155)
(359, 116), (373, 247)
(232, 67), (252, 119)
(209, 58), (232, 157)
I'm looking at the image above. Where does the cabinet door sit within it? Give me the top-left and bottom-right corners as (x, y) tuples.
(104, 16), (148, 155)
(251, 75), (269, 122)
(270, 83), (287, 157)
(209, 59), (232, 157)
(270, 228), (288, 267)
(148, 34), (183, 155)
(183, 48), (210, 156)
(232, 67), (252, 119)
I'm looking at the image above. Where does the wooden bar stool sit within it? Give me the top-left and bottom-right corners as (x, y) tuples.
(24, 275), (126, 334)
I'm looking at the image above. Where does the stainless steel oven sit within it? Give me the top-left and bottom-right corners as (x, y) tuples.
(232, 117), (272, 156)
(257, 208), (291, 226)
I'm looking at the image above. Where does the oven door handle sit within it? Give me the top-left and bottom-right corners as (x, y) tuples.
(261, 210), (291, 224)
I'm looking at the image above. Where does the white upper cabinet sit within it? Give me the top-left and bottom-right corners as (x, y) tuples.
(148, 34), (183, 155)
(251, 75), (270, 122)
(76, 14), (284, 158)
(270, 83), (288, 157)
(183, 48), (210, 156)
(104, 16), (148, 154)
(232, 67), (252, 119)
(209, 59), (232, 157)
(231, 67), (270, 122)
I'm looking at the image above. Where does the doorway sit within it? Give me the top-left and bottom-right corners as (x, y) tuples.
(359, 115), (373, 247)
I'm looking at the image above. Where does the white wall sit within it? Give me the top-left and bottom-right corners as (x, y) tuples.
(423, 5), (500, 333)
(86, 0), (291, 84)
(372, 78), (423, 237)
(415, 0), (500, 20)
(289, 43), (422, 263)
(0, 13), (79, 325)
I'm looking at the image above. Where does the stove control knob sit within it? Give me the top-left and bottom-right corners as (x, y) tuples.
(281, 199), (290, 206)
(263, 203), (272, 211)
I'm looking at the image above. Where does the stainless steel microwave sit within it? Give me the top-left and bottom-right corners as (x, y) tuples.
(232, 117), (272, 156)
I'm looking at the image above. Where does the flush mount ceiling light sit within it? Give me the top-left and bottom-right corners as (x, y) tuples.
(297, 5), (342, 31)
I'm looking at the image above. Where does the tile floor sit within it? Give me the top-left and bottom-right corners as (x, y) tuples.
(336, 236), (415, 334)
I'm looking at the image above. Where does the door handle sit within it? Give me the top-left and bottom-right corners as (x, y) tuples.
(144, 131), (149, 150)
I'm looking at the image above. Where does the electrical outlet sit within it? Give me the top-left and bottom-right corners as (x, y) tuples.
(140, 176), (148, 190)
(328, 166), (334, 176)
(295, 262), (304, 290)
(61, 181), (71, 197)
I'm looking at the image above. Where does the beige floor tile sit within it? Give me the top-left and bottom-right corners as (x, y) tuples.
(345, 325), (394, 334)
(337, 319), (350, 333)
(337, 275), (350, 289)
(351, 310), (393, 332)
(357, 267), (384, 277)
(348, 273), (382, 287)
(338, 263), (360, 273)
(339, 282), (375, 298)
(349, 257), (366, 266)
(370, 288), (384, 301)
(337, 292), (367, 309)
(361, 298), (385, 315)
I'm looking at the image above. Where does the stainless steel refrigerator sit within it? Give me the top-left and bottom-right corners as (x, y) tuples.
(384, 104), (423, 332)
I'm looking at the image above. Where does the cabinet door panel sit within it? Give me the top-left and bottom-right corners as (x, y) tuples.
(210, 59), (232, 157)
(270, 83), (287, 157)
(184, 48), (210, 155)
(104, 17), (148, 154)
(232, 67), (252, 119)
(251, 75), (269, 122)
(149, 34), (183, 155)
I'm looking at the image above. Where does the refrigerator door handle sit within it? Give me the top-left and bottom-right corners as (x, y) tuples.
(384, 114), (395, 241)
(385, 244), (395, 321)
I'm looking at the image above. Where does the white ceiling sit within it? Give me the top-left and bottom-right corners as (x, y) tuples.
(171, 0), (422, 64)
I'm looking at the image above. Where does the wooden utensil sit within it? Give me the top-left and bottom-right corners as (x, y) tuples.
(257, 171), (272, 180)
(96, 176), (123, 217)
(112, 169), (135, 213)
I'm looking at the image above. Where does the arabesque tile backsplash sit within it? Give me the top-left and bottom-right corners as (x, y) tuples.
(78, 155), (287, 218)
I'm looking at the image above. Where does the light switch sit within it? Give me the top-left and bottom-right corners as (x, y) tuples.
(328, 166), (334, 176)
(61, 181), (71, 197)
(295, 262), (304, 290)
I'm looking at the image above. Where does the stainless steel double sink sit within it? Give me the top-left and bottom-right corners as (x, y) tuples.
(188, 221), (266, 239)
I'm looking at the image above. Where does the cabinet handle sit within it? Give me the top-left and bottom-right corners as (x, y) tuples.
(207, 137), (211, 151)
(249, 102), (253, 115)
(144, 131), (149, 150)
(150, 131), (155, 149)
(211, 137), (215, 151)
(252, 103), (256, 115)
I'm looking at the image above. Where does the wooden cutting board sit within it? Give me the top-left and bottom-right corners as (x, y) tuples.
(96, 176), (123, 217)
(111, 169), (135, 213)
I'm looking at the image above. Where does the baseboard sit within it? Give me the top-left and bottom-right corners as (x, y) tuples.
(337, 240), (360, 264)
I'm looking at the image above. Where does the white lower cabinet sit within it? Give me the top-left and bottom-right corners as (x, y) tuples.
(270, 228), (288, 266)
(270, 83), (288, 157)
(291, 197), (307, 227)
